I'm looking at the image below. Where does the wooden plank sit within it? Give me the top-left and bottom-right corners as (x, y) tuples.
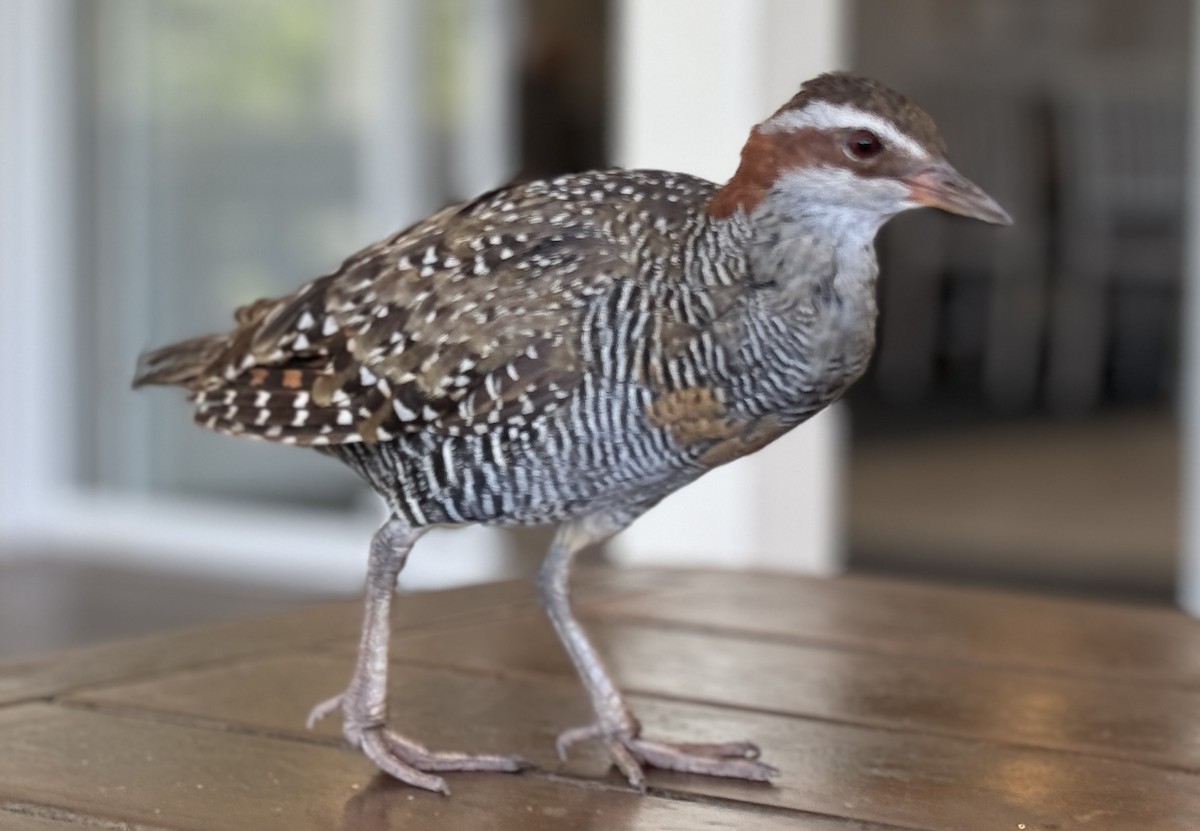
(0, 570), (667, 707)
(590, 571), (1200, 685)
(0, 703), (870, 831)
(70, 656), (593, 769)
(373, 613), (1200, 771)
(0, 599), (358, 708)
(0, 811), (109, 831)
(66, 654), (1200, 830)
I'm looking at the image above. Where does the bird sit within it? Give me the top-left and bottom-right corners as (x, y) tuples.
(132, 73), (1010, 795)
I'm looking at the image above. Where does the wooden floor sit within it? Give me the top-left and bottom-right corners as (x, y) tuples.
(1, 568), (1198, 830)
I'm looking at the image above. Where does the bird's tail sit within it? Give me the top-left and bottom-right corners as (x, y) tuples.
(132, 333), (228, 389)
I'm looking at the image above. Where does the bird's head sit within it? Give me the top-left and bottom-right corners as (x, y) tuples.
(708, 73), (1011, 232)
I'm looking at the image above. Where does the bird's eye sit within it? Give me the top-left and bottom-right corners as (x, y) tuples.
(845, 129), (884, 160)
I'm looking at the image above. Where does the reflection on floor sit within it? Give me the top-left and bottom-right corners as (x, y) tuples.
(849, 410), (1179, 602)
(0, 558), (336, 663)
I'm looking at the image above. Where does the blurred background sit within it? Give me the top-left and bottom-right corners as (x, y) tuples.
(1, 0), (1197, 661)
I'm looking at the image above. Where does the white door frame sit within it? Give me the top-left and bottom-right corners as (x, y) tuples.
(609, 0), (849, 574)
(1179, 0), (1200, 614)
(0, 0), (78, 546)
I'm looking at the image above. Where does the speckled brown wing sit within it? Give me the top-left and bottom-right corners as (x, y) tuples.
(192, 181), (629, 446)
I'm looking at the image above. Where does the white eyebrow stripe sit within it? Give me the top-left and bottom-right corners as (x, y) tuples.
(761, 101), (930, 160)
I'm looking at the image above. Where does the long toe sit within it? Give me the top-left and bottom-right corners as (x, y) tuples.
(358, 727), (529, 794)
(379, 729), (528, 773)
(556, 722), (777, 788)
(627, 737), (779, 782)
(360, 730), (451, 795)
(604, 738), (648, 791)
(651, 739), (762, 760)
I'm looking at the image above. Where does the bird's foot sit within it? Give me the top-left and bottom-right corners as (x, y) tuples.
(306, 694), (527, 795)
(556, 721), (778, 790)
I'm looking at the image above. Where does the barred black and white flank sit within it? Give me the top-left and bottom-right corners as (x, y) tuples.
(134, 73), (1010, 795)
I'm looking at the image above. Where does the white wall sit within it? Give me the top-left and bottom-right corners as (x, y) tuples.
(0, 0), (76, 546)
(0, 0), (519, 592)
(0, 0), (850, 587)
(609, 0), (849, 574)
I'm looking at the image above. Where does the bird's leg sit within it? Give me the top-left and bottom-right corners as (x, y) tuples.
(308, 515), (525, 794)
(538, 514), (778, 789)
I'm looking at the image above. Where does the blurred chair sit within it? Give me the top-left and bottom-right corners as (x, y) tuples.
(1045, 74), (1185, 412)
(876, 81), (1049, 412)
